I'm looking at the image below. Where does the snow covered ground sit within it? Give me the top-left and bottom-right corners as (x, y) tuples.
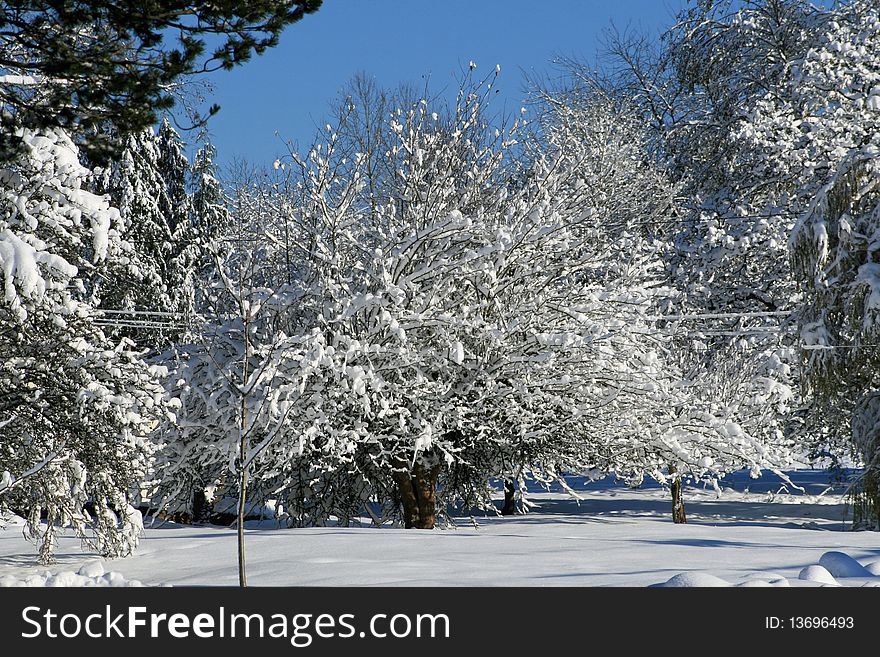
(2, 469), (879, 587)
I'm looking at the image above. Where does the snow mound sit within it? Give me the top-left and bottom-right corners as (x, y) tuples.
(77, 560), (105, 578)
(0, 512), (26, 527)
(0, 562), (141, 587)
(652, 551), (878, 587)
(739, 573), (789, 587)
(798, 564), (838, 585)
(818, 551), (874, 578)
(653, 572), (731, 587)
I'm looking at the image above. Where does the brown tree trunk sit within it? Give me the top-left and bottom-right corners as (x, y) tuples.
(669, 464), (687, 524)
(393, 467), (420, 528)
(393, 458), (441, 529)
(501, 479), (516, 515)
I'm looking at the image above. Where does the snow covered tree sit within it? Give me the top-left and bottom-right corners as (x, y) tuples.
(313, 74), (632, 526)
(282, 70), (796, 526)
(156, 119), (201, 333)
(531, 48), (800, 521)
(0, 124), (167, 563)
(92, 119), (199, 349)
(159, 73), (601, 531)
(742, 0), (880, 527)
(155, 150), (375, 582)
(656, 2), (832, 476)
(191, 138), (231, 253)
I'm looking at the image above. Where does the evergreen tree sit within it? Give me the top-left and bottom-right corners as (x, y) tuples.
(96, 120), (196, 348)
(191, 138), (231, 249)
(0, 1), (323, 160)
(0, 125), (167, 563)
(157, 118), (199, 332)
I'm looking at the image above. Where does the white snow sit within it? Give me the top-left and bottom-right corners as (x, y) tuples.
(818, 550), (875, 578)
(798, 564), (838, 585)
(450, 340), (464, 365)
(740, 572), (790, 587)
(76, 559), (105, 578)
(1, 470), (879, 587)
(0, 560), (142, 587)
(0, 74), (39, 85)
(653, 572), (731, 587)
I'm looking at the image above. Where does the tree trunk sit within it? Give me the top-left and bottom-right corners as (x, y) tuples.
(669, 464), (687, 524)
(237, 453), (248, 585)
(237, 319), (249, 587)
(393, 467), (420, 528)
(501, 479), (516, 515)
(393, 459), (441, 529)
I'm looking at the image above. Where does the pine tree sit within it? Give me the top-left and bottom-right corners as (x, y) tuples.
(157, 118), (198, 332)
(191, 138), (231, 250)
(0, 125), (167, 563)
(0, 1), (323, 160)
(96, 121), (196, 349)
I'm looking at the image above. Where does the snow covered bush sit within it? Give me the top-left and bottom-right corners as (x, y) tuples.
(0, 123), (166, 562)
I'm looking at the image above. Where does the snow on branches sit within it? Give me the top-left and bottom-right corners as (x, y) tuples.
(741, 0), (880, 525)
(158, 72), (798, 530)
(0, 123), (166, 562)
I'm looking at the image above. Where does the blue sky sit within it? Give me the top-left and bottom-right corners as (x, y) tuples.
(189, 0), (687, 169)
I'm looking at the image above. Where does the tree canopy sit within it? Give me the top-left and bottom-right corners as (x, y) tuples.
(0, 1), (322, 159)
